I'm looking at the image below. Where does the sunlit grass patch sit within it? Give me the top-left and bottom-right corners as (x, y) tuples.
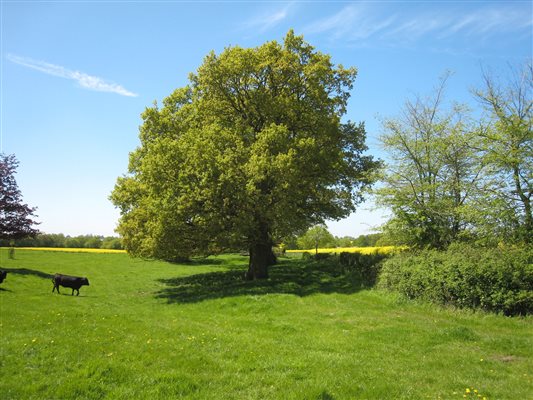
(3, 247), (126, 254)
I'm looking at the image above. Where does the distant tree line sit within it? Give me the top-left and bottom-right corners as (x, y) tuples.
(0, 233), (123, 250)
(283, 225), (384, 251)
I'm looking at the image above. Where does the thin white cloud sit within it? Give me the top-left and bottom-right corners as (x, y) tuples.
(7, 54), (138, 97)
(304, 4), (360, 37)
(304, 4), (396, 41)
(388, 7), (532, 41)
(444, 8), (532, 37)
(244, 3), (293, 33)
(304, 3), (532, 45)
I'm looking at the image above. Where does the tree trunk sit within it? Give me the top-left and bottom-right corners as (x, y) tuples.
(513, 166), (532, 243)
(245, 242), (271, 280)
(8, 240), (15, 259)
(244, 227), (277, 280)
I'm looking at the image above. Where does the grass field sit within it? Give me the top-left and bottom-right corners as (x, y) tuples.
(0, 249), (531, 399)
(4, 247), (126, 254)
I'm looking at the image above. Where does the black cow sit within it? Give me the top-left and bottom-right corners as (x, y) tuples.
(52, 273), (89, 296)
(0, 270), (6, 284)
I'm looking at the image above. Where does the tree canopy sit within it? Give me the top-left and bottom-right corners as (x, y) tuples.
(111, 31), (379, 278)
(0, 154), (39, 241)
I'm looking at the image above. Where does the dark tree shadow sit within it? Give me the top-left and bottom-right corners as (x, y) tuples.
(2, 267), (53, 280)
(184, 258), (224, 266)
(317, 391), (335, 400)
(179, 255), (250, 270)
(155, 259), (365, 304)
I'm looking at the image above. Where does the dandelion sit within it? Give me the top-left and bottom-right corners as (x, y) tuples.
(32, 338), (37, 343)
(466, 389), (471, 394)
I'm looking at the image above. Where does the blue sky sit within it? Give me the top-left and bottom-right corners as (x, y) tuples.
(2, 1), (531, 238)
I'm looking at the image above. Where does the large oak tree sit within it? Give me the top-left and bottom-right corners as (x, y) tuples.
(111, 31), (379, 279)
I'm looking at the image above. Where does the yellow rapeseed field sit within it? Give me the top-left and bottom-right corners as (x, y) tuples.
(5, 247), (126, 254)
(286, 246), (401, 255)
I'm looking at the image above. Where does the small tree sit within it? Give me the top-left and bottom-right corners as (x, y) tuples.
(376, 75), (483, 249)
(297, 225), (336, 255)
(0, 154), (39, 255)
(473, 63), (532, 243)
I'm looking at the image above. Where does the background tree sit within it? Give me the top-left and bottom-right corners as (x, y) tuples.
(376, 76), (483, 249)
(473, 63), (532, 243)
(0, 154), (39, 251)
(352, 233), (382, 247)
(111, 31), (379, 279)
(297, 225), (336, 254)
(335, 235), (356, 247)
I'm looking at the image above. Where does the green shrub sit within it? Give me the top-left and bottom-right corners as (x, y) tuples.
(378, 244), (533, 315)
(313, 253), (334, 261)
(339, 251), (388, 287)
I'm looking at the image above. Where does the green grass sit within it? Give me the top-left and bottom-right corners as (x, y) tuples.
(1, 249), (531, 399)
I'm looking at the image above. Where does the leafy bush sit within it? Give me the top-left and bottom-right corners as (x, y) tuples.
(314, 253), (334, 261)
(378, 244), (533, 315)
(339, 251), (389, 287)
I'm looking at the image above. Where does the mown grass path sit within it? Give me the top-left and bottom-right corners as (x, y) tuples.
(1, 250), (531, 399)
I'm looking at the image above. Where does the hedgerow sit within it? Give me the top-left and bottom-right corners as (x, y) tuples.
(378, 244), (533, 315)
(339, 251), (389, 287)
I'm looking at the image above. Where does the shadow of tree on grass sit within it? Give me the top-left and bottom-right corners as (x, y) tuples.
(155, 259), (364, 304)
(3, 267), (53, 280)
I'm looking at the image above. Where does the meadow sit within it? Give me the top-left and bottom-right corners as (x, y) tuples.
(0, 249), (531, 399)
